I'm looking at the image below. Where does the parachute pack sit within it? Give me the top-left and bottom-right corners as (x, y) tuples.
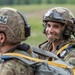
(1, 43), (75, 75)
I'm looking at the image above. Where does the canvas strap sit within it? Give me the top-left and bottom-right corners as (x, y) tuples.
(56, 43), (70, 55)
(3, 53), (75, 75)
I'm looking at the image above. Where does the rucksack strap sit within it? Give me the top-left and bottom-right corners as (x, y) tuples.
(56, 43), (70, 55)
(73, 68), (75, 75)
(32, 46), (59, 60)
(3, 52), (75, 75)
(2, 53), (71, 68)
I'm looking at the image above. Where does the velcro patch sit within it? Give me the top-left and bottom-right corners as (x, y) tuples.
(0, 16), (8, 24)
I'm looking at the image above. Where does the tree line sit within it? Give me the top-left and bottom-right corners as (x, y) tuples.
(0, 0), (75, 5)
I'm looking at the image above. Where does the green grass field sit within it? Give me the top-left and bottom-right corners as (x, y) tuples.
(0, 4), (75, 47)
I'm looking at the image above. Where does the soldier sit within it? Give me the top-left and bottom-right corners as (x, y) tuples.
(38, 7), (75, 66)
(0, 7), (34, 75)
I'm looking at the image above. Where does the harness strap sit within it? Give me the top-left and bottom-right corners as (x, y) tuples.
(56, 43), (70, 55)
(32, 47), (59, 60)
(3, 53), (75, 75)
(73, 68), (75, 75)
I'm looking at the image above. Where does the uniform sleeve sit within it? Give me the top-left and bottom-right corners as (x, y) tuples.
(0, 59), (34, 75)
(0, 60), (16, 75)
(64, 49), (75, 66)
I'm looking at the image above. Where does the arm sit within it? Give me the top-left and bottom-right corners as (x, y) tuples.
(0, 59), (34, 75)
(0, 60), (15, 75)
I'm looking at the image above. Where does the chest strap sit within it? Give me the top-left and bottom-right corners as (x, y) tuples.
(56, 43), (70, 56)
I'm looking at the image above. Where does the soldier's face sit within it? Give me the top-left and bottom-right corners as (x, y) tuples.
(45, 21), (63, 42)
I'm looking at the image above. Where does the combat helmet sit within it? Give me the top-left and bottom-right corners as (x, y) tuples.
(43, 7), (75, 40)
(0, 7), (30, 44)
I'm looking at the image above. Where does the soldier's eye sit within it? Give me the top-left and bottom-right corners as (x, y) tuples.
(47, 24), (51, 27)
(54, 25), (59, 28)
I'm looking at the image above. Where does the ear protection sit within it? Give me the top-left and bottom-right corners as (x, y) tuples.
(17, 11), (30, 37)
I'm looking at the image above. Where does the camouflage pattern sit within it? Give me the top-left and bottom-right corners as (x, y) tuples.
(0, 47), (34, 75)
(43, 7), (74, 26)
(0, 7), (33, 75)
(42, 7), (75, 40)
(39, 7), (75, 66)
(38, 40), (75, 66)
(0, 59), (34, 75)
(64, 48), (75, 66)
(0, 7), (27, 44)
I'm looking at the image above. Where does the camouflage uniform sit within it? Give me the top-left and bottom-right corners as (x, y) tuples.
(64, 46), (75, 66)
(39, 40), (75, 66)
(39, 7), (75, 66)
(0, 7), (34, 75)
(0, 57), (34, 75)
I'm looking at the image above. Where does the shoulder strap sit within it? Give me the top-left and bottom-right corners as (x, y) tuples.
(2, 52), (75, 75)
(32, 46), (59, 60)
(56, 43), (70, 55)
(2, 52), (37, 65)
(2, 53), (72, 68)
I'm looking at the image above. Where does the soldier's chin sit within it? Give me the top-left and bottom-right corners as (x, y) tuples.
(48, 38), (56, 42)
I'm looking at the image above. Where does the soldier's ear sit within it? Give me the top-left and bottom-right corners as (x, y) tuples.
(0, 33), (6, 43)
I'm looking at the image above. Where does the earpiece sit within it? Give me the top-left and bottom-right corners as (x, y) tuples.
(17, 11), (30, 37)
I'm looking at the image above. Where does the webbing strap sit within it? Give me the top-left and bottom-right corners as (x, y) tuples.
(3, 53), (74, 69)
(56, 43), (70, 55)
(73, 68), (75, 75)
(32, 47), (59, 59)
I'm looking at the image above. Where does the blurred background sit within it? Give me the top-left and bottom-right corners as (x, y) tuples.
(0, 0), (75, 47)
